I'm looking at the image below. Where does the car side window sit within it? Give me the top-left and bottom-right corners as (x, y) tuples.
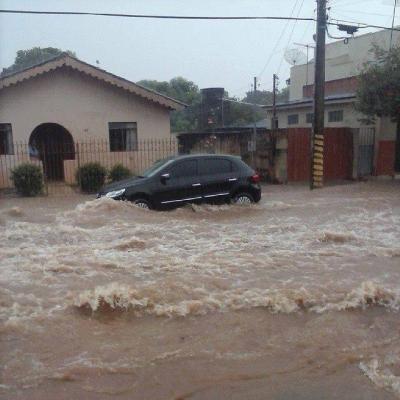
(169, 160), (198, 178)
(199, 158), (233, 175)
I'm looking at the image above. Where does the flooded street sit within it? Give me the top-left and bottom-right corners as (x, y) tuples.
(1, 181), (400, 399)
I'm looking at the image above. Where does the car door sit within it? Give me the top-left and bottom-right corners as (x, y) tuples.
(155, 159), (202, 205)
(198, 157), (238, 200)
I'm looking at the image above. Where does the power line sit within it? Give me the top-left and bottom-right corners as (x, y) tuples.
(277, 0), (306, 75)
(257, 0), (301, 79)
(0, 9), (315, 21)
(0, 8), (398, 32)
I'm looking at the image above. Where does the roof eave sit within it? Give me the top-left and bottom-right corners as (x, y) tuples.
(0, 54), (186, 111)
(263, 95), (357, 111)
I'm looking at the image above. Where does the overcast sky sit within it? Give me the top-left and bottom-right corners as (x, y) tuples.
(0, 0), (398, 97)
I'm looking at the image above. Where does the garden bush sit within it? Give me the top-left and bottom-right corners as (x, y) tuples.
(76, 162), (107, 193)
(109, 163), (131, 182)
(11, 163), (44, 196)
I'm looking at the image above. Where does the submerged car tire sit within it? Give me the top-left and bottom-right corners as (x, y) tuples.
(132, 198), (152, 209)
(232, 192), (254, 205)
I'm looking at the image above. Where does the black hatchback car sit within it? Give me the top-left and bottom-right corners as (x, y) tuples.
(97, 154), (261, 209)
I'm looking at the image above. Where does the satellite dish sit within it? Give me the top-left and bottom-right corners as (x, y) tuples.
(284, 48), (307, 66)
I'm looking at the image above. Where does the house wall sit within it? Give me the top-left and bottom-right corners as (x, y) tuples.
(266, 102), (369, 130)
(0, 67), (174, 188)
(0, 67), (171, 143)
(289, 29), (400, 101)
(302, 76), (358, 99)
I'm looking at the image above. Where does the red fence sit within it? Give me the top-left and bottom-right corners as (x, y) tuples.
(287, 128), (353, 182)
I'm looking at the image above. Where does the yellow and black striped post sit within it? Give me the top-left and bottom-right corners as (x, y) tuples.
(311, 134), (324, 188)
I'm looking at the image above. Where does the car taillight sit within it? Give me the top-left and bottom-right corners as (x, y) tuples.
(250, 174), (260, 183)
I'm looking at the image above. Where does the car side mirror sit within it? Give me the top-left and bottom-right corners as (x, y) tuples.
(160, 173), (170, 183)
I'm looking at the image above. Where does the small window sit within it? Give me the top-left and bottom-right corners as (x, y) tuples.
(287, 114), (299, 125)
(0, 123), (14, 155)
(328, 110), (343, 122)
(170, 160), (197, 178)
(199, 158), (232, 175)
(109, 122), (138, 152)
(306, 113), (314, 124)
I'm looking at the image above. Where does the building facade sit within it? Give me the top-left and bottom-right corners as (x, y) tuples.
(265, 28), (400, 178)
(0, 54), (184, 187)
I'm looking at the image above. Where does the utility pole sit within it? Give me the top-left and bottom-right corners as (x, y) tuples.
(390, 0), (398, 50)
(270, 73), (278, 181)
(251, 76), (258, 169)
(310, 0), (327, 190)
(272, 74), (278, 128)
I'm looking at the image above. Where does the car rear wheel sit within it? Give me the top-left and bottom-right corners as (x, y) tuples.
(232, 192), (254, 205)
(133, 198), (151, 209)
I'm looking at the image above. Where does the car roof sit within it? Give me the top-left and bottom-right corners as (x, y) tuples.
(169, 154), (242, 162)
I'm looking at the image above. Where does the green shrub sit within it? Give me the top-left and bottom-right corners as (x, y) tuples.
(109, 163), (131, 183)
(76, 162), (107, 193)
(11, 163), (44, 196)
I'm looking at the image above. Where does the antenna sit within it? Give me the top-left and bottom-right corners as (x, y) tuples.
(284, 48), (307, 66)
(293, 43), (315, 85)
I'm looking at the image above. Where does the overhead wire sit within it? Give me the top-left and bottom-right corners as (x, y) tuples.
(0, 8), (397, 31)
(256, 0), (300, 80)
(277, 0), (306, 76)
(0, 9), (315, 21)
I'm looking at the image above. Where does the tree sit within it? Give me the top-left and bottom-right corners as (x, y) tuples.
(1, 47), (76, 77)
(138, 77), (202, 132)
(242, 87), (289, 106)
(356, 45), (400, 123)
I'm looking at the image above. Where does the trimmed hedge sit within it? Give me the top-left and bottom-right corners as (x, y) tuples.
(76, 162), (107, 193)
(109, 163), (131, 183)
(11, 163), (44, 196)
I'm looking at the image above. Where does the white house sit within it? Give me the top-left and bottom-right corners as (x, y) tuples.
(0, 54), (185, 186)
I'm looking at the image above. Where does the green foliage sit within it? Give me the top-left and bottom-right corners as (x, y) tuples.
(356, 45), (400, 123)
(76, 162), (107, 193)
(109, 164), (131, 182)
(242, 87), (289, 105)
(223, 97), (264, 127)
(11, 163), (43, 196)
(138, 77), (202, 132)
(1, 47), (76, 77)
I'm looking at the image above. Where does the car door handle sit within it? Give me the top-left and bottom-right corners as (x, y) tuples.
(192, 183), (201, 187)
(228, 178), (238, 182)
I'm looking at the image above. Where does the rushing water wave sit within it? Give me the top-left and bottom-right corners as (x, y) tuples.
(73, 280), (400, 317)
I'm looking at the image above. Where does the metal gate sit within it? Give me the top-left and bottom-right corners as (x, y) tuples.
(358, 127), (375, 177)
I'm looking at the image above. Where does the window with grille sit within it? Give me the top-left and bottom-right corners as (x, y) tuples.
(287, 114), (299, 125)
(108, 122), (138, 152)
(328, 110), (344, 122)
(0, 123), (14, 155)
(306, 113), (314, 124)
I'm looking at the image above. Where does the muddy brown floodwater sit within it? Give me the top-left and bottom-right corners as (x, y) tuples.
(1, 181), (400, 400)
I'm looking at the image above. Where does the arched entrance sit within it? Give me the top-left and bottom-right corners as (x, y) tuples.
(29, 123), (75, 181)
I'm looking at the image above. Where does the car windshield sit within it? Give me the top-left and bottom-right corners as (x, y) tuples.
(140, 157), (173, 177)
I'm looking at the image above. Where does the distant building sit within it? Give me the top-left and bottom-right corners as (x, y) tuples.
(264, 28), (400, 177)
